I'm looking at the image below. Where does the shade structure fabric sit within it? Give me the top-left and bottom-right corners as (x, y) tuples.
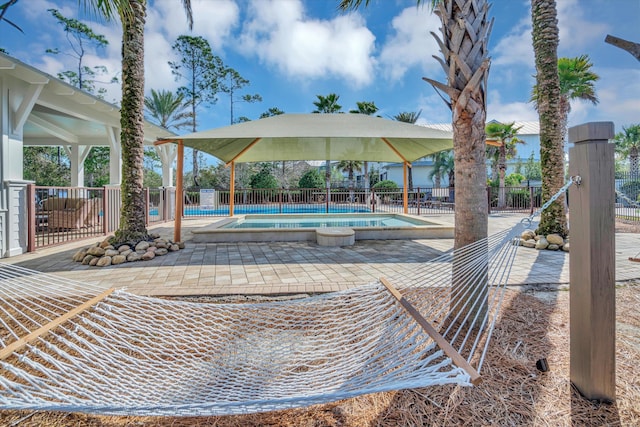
(158, 114), (453, 163)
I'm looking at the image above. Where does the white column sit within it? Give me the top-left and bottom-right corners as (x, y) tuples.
(65, 144), (92, 187)
(156, 144), (176, 187)
(107, 126), (121, 185)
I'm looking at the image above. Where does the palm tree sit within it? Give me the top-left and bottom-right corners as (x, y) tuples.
(349, 101), (379, 195)
(337, 160), (363, 202)
(530, 0), (566, 237)
(615, 124), (640, 177)
(485, 121), (525, 208)
(341, 0), (492, 321)
(533, 55), (599, 148)
(313, 93), (342, 200)
(144, 89), (190, 129)
(429, 150), (451, 188)
(393, 111), (421, 191)
(83, 0), (193, 244)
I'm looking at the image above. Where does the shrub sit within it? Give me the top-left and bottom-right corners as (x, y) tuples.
(298, 169), (324, 189)
(372, 180), (399, 192)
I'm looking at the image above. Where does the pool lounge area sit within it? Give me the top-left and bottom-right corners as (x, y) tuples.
(191, 213), (454, 243)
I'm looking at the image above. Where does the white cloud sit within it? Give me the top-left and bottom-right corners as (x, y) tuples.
(492, 16), (534, 67)
(492, 0), (610, 67)
(378, 6), (444, 81)
(238, 0), (376, 87)
(487, 90), (538, 123)
(147, 0), (239, 50)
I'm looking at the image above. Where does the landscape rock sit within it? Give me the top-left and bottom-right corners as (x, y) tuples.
(562, 242), (570, 252)
(86, 246), (106, 257)
(111, 255), (127, 265)
(547, 244), (560, 251)
(71, 235), (184, 267)
(535, 237), (549, 250)
(82, 255), (95, 265)
(521, 230), (536, 240)
(135, 241), (150, 251)
(120, 249), (133, 257)
(522, 239), (537, 248)
(72, 249), (87, 262)
(96, 256), (112, 267)
(127, 252), (142, 262)
(547, 234), (564, 245)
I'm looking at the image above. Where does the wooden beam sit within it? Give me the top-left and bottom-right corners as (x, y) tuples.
(380, 277), (482, 385)
(226, 137), (262, 166)
(230, 161), (235, 216)
(381, 137), (409, 163)
(403, 162), (409, 214)
(174, 140), (184, 243)
(0, 288), (116, 361)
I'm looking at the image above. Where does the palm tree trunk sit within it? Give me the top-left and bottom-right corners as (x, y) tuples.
(532, 0), (568, 236)
(115, 0), (148, 243)
(631, 147), (639, 177)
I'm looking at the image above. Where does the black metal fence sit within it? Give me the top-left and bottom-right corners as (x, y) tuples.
(27, 180), (638, 251)
(616, 172), (640, 221)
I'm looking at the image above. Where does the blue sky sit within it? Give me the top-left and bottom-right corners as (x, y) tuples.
(2, 0), (639, 138)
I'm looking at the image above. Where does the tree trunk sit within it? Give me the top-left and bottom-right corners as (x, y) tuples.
(115, 0), (148, 244)
(630, 147), (639, 178)
(532, 0), (568, 236)
(426, 0), (492, 324)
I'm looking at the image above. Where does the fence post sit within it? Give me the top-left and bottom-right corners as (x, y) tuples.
(27, 184), (35, 252)
(568, 121), (616, 402)
(529, 186), (535, 215)
(102, 186), (109, 235)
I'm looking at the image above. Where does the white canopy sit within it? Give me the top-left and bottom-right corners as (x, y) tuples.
(157, 113), (453, 164)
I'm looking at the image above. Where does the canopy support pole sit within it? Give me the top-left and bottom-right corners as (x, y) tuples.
(230, 161), (235, 216)
(174, 140), (184, 243)
(403, 162), (409, 214)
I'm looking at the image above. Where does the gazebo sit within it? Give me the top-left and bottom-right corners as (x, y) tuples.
(155, 113), (454, 241)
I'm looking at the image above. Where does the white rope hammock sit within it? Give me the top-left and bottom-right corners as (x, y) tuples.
(0, 223), (526, 416)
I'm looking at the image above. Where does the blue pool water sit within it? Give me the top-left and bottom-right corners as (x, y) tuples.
(183, 206), (371, 216)
(221, 215), (429, 229)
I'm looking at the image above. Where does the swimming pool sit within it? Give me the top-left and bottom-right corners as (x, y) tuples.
(192, 213), (454, 243)
(183, 205), (370, 216)
(221, 215), (423, 229)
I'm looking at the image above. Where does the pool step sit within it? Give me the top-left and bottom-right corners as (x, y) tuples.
(316, 227), (355, 247)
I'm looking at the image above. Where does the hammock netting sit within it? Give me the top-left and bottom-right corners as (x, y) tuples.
(0, 224), (525, 416)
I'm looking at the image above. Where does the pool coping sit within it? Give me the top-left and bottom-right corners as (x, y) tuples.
(191, 213), (454, 243)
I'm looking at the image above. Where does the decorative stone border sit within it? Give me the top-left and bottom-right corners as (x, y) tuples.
(72, 233), (184, 267)
(519, 229), (569, 252)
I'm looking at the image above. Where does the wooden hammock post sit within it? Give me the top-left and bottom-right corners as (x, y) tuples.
(174, 140), (184, 243)
(568, 122), (616, 402)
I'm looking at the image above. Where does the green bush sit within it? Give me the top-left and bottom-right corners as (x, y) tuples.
(372, 180), (399, 192)
(507, 188), (530, 208)
(298, 169), (324, 189)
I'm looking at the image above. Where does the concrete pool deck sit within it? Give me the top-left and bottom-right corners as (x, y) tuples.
(3, 213), (639, 296)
